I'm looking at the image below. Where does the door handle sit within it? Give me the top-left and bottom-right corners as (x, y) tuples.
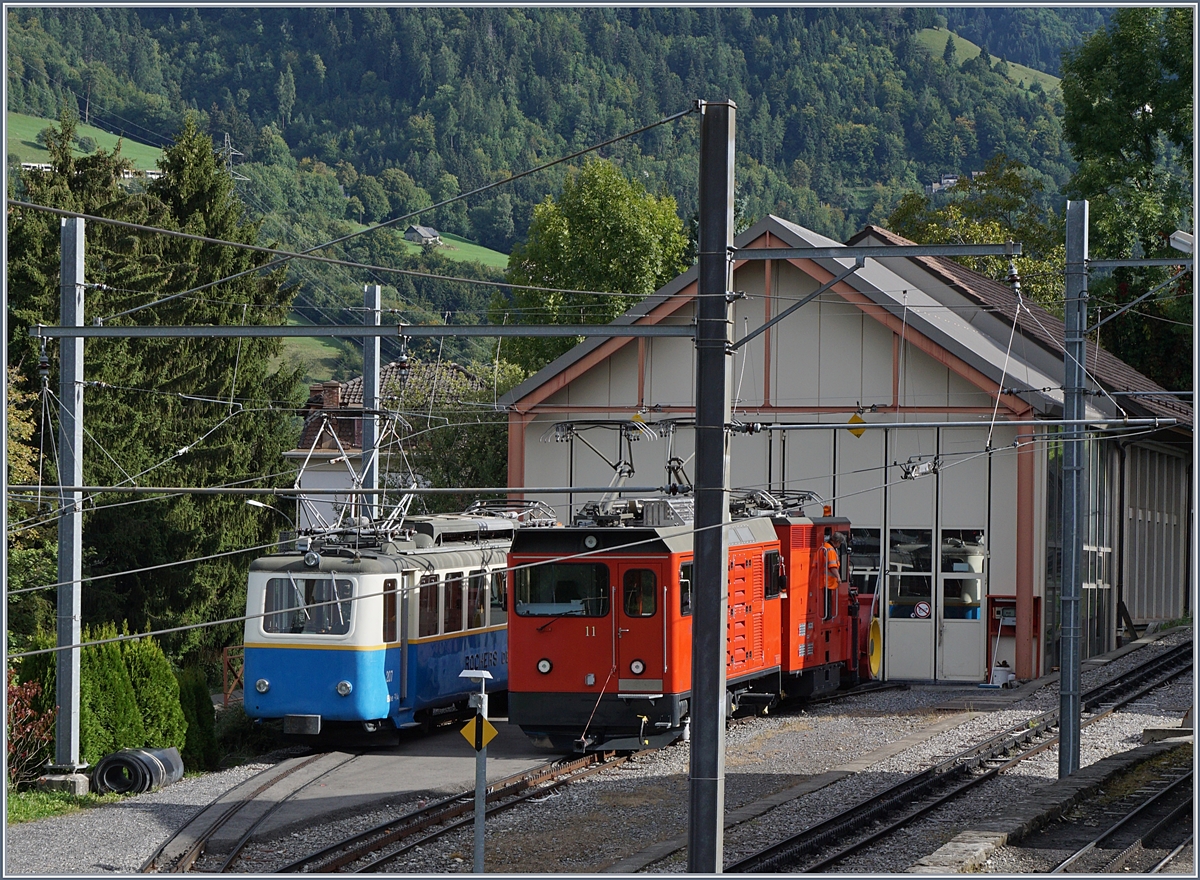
(618, 627), (630, 638)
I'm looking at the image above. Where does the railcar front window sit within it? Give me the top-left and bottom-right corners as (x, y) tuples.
(263, 577), (353, 635)
(515, 563), (610, 617)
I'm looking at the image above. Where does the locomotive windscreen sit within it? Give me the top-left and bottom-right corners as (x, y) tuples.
(515, 563), (610, 617)
(263, 577), (354, 635)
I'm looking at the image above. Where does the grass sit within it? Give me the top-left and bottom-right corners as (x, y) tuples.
(7, 111), (165, 169)
(342, 221), (509, 269)
(6, 785), (122, 825)
(272, 314), (347, 384)
(914, 28), (1061, 95)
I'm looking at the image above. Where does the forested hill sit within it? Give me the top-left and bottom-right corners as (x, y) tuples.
(940, 7), (1111, 75)
(10, 6), (1087, 250)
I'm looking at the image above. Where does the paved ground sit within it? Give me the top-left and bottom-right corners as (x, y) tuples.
(242, 715), (550, 839)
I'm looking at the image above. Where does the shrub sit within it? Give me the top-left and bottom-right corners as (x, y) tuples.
(121, 635), (187, 752)
(6, 667), (55, 788)
(74, 135), (97, 154)
(176, 667), (220, 771)
(78, 623), (145, 765)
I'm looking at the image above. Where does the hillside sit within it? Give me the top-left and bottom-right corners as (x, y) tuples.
(7, 111), (165, 168)
(913, 29), (1062, 95)
(8, 7), (1100, 378)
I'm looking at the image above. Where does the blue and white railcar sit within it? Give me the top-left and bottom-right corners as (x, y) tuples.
(242, 512), (514, 736)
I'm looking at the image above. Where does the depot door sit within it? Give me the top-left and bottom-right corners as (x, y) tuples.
(615, 565), (665, 695)
(884, 529), (935, 679)
(936, 529), (987, 681)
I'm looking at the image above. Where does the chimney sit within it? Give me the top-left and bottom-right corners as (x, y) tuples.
(321, 380), (342, 410)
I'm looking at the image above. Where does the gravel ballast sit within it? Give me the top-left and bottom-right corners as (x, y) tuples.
(5, 629), (1191, 875)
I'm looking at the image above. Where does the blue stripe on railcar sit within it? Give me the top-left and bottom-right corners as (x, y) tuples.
(243, 645), (391, 722)
(404, 628), (508, 715)
(244, 627), (508, 727)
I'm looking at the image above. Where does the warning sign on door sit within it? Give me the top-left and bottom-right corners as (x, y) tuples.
(913, 601), (931, 619)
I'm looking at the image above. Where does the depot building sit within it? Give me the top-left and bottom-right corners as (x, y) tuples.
(500, 215), (1192, 684)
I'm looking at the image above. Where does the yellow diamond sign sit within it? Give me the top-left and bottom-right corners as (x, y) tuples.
(847, 413), (866, 438)
(460, 715), (499, 751)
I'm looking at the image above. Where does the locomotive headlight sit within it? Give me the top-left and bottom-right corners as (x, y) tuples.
(303, 550), (321, 568)
(583, 535), (598, 550)
(255, 678), (270, 694)
(537, 658), (553, 674)
(336, 680), (353, 696)
(630, 659), (646, 675)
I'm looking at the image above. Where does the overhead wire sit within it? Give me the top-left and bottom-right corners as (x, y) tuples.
(42, 103), (700, 323)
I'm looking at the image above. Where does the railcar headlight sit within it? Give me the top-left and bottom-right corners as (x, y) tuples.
(630, 659), (646, 675)
(336, 680), (353, 696)
(304, 550), (321, 568)
(537, 658), (553, 674)
(255, 678), (270, 694)
(583, 535), (598, 550)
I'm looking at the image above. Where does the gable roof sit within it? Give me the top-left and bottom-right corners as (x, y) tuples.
(503, 215), (1190, 433)
(848, 224), (1192, 428)
(295, 361), (487, 451)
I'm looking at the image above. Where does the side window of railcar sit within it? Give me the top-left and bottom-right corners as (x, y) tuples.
(418, 574), (439, 637)
(383, 579), (398, 642)
(489, 571), (507, 625)
(764, 551), (783, 599)
(679, 562), (693, 616)
(467, 571), (488, 629)
(444, 573), (465, 633)
(264, 577), (353, 636)
(514, 563), (610, 617)
(623, 569), (657, 617)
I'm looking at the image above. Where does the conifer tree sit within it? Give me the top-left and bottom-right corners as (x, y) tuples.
(121, 634), (187, 751)
(7, 111), (306, 666)
(78, 622), (146, 765)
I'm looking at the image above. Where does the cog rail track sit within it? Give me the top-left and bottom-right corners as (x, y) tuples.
(1052, 767), (1193, 874)
(726, 641), (1192, 873)
(274, 751), (626, 874)
(139, 751), (360, 873)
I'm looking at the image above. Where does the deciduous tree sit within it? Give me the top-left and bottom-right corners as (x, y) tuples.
(495, 159), (688, 372)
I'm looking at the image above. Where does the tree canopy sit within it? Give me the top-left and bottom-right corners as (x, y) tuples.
(1060, 8), (1193, 390)
(494, 158), (688, 372)
(885, 154), (1065, 312)
(6, 111), (307, 662)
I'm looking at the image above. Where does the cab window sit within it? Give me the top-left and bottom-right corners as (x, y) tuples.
(264, 577), (353, 635)
(623, 569), (657, 617)
(679, 562), (693, 617)
(515, 563), (609, 617)
(765, 551), (783, 599)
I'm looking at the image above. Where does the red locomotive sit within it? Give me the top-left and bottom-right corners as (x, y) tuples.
(507, 492), (873, 751)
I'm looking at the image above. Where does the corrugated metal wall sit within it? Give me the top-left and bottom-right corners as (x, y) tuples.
(1124, 444), (1191, 622)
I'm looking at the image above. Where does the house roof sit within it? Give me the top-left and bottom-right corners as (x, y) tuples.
(503, 214), (1191, 434)
(294, 361), (488, 451)
(406, 225), (440, 238)
(848, 225), (1192, 428)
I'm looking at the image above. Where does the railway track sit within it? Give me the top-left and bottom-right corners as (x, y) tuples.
(140, 751), (362, 873)
(724, 640), (1193, 873)
(271, 751), (626, 873)
(1051, 765), (1193, 874)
